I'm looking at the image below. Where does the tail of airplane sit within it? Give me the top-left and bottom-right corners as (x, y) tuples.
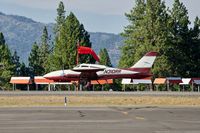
(130, 52), (158, 73)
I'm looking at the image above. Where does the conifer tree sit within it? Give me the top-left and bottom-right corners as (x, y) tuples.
(99, 48), (112, 67)
(0, 32), (14, 89)
(19, 62), (30, 76)
(12, 50), (21, 76)
(0, 32), (5, 44)
(144, 0), (171, 77)
(39, 26), (50, 74)
(64, 12), (81, 68)
(168, 0), (191, 77)
(54, 1), (66, 35)
(52, 13), (70, 70)
(28, 42), (43, 76)
(186, 17), (200, 77)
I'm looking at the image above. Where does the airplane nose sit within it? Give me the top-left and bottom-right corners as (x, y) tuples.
(43, 73), (53, 79)
(43, 73), (50, 78)
(43, 70), (65, 78)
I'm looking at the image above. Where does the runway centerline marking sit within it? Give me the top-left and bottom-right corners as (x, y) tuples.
(122, 111), (128, 115)
(135, 116), (146, 120)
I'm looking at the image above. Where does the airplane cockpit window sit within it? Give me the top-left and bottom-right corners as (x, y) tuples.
(81, 65), (89, 68)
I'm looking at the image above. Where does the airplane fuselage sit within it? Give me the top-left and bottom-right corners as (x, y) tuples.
(44, 64), (151, 82)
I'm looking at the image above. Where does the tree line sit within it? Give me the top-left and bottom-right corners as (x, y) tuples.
(0, 1), (112, 90)
(119, 0), (200, 78)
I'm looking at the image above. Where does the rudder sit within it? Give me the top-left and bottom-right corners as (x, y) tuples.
(130, 52), (158, 73)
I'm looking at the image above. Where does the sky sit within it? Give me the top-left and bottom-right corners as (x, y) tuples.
(0, 0), (200, 34)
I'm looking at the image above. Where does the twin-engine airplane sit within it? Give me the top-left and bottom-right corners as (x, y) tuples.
(43, 52), (158, 82)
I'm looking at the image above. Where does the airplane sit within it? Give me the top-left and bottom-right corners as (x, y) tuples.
(43, 51), (158, 83)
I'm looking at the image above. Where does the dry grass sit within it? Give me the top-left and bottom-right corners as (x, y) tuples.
(1, 95), (200, 107)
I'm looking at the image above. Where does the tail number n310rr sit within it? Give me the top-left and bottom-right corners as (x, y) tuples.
(104, 69), (121, 74)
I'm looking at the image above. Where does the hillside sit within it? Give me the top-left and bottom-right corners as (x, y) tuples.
(0, 12), (124, 66)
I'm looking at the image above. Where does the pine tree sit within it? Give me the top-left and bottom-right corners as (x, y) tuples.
(12, 50), (21, 76)
(28, 42), (43, 76)
(52, 13), (71, 70)
(168, 0), (191, 77)
(144, 0), (171, 77)
(0, 32), (5, 44)
(54, 1), (66, 35)
(99, 48), (112, 67)
(0, 32), (14, 89)
(19, 62), (30, 76)
(186, 17), (200, 77)
(39, 26), (50, 74)
(64, 12), (81, 68)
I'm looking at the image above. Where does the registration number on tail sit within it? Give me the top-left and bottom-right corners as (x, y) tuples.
(104, 69), (121, 74)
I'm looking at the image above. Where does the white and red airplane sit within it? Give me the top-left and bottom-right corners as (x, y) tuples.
(43, 51), (158, 82)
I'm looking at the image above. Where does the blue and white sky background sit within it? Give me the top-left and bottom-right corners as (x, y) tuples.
(0, 0), (200, 33)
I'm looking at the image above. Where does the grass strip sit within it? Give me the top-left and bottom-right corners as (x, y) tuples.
(0, 95), (200, 107)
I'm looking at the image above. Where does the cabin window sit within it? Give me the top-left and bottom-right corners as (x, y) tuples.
(81, 65), (88, 67)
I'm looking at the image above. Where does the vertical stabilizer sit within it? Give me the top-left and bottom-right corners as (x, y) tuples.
(130, 52), (158, 73)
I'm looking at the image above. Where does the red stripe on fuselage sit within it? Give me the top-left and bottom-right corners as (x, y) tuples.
(98, 73), (152, 80)
(145, 52), (158, 56)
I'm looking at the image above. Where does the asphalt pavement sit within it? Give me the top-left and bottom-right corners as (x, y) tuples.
(0, 106), (200, 133)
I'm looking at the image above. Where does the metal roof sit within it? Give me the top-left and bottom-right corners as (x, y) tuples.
(122, 78), (152, 85)
(166, 77), (182, 84)
(193, 80), (200, 85)
(154, 78), (166, 84)
(122, 79), (132, 84)
(10, 77), (32, 84)
(179, 78), (191, 85)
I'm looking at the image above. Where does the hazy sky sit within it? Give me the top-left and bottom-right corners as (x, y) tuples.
(0, 0), (200, 33)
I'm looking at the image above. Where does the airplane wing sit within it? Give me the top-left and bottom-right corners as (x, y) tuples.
(73, 64), (106, 80)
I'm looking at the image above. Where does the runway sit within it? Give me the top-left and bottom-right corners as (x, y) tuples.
(0, 106), (200, 133)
